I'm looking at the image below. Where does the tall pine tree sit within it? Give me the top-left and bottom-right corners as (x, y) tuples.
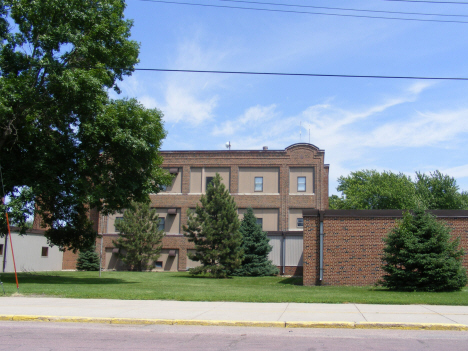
(113, 201), (165, 271)
(184, 173), (243, 278)
(233, 208), (279, 276)
(381, 209), (467, 291)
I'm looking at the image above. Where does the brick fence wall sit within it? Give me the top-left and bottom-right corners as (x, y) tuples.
(303, 210), (468, 286)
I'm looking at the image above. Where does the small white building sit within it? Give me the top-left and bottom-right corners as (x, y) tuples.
(1, 228), (63, 273)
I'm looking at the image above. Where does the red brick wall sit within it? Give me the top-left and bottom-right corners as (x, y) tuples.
(303, 211), (468, 286)
(279, 266), (303, 276)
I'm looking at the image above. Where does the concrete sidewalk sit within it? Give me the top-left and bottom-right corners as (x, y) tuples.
(1, 297), (468, 330)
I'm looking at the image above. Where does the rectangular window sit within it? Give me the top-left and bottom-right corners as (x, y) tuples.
(158, 217), (165, 231)
(0, 244), (3, 256)
(256, 218), (263, 229)
(297, 218), (304, 228)
(206, 176), (214, 189)
(41, 247), (49, 257)
(254, 177), (263, 192)
(160, 184), (167, 192)
(155, 261), (163, 268)
(297, 177), (306, 192)
(114, 217), (123, 232)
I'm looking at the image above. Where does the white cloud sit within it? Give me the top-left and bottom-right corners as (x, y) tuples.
(138, 95), (160, 109)
(442, 164), (468, 179)
(407, 81), (435, 95)
(365, 109), (468, 148)
(162, 84), (218, 125)
(212, 105), (277, 136)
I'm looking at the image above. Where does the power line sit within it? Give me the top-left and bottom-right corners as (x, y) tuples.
(133, 68), (468, 81)
(138, 0), (468, 23)
(219, 0), (468, 18)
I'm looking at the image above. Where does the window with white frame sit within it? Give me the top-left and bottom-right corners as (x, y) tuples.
(297, 176), (306, 192)
(297, 218), (304, 228)
(254, 177), (263, 192)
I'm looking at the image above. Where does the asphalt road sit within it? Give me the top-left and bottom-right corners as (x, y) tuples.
(2, 321), (468, 351)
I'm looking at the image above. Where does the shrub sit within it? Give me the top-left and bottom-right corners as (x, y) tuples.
(76, 246), (100, 271)
(380, 209), (467, 291)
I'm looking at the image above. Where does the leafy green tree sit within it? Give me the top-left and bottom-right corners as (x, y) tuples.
(334, 170), (417, 210)
(330, 169), (467, 210)
(415, 171), (467, 210)
(113, 202), (165, 272)
(0, 1), (172, 250)
(380, 209), (467, 292)
(184, 173), (243, 278)
(76, 246), (100, 271)
(232, 207), (278, 276)
(328, 194), (346, 210)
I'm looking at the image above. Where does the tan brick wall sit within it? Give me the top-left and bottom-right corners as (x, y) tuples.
(157, 144), (328, 234)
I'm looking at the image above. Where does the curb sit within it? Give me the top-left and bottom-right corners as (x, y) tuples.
(1, 315), (467, 331)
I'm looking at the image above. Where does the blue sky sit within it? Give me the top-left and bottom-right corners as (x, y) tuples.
(114, 0), (468, 195)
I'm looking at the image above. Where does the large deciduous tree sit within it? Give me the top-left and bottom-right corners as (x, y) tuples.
(415, 171), (467, 210)
(184, 173), (243, 278)
(330, 170), (417, 210)
(330, 170), (467, 210)
(0, 0), (172, 250)
(113, 201), (165, 272)
(380, 209), (467, 292)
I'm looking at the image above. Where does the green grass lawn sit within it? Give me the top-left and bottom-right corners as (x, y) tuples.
(1, 271), (468, 305)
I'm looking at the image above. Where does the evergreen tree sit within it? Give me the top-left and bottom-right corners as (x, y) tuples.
(233, 208), (279, 276)
(113, 202), (165, 271)
(76, 246), (100, 271)
(380, 209), (467, 291)
(183, 173), (243, 278)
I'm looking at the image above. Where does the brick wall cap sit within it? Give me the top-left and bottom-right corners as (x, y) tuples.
(10, 226), (46, 235)
(302, 209), (468, 218)
(161, 143), (324, 154)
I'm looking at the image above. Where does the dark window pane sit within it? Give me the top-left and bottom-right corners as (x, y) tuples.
(114, 217), (124, 232)
(41, 247), (49, 257)
(158, 217), (165, 231)
(256, 218), (263, 229)
(297, 218), (304, 227)
(206, 177), (214, 189)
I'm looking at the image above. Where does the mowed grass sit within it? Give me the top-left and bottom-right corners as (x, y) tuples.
(1, 271), (468, 305)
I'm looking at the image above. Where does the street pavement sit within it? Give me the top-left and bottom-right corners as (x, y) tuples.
(1, 297), (468, 330)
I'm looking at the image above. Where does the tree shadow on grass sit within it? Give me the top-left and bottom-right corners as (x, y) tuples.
(277, 277), (303, 286)
(0, 273), (132, 285)
(172, 274), (234, 280)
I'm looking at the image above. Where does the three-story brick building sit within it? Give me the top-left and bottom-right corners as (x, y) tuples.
(63, 143), (329, 274)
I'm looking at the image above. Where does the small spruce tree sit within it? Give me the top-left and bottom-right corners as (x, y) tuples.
(380, 209), (467, 291)
(113, 201), (165, 271)
(183, 173), (243, 278)
(76, 246), (100, 271)
(233, 207), (278, 276)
